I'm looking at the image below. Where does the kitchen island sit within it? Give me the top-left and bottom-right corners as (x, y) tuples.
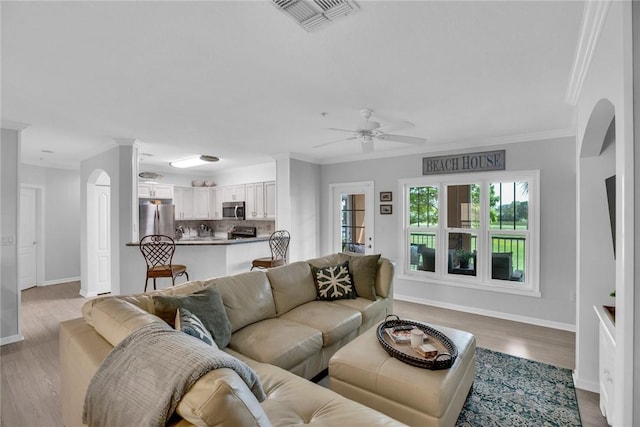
(124, 236), (270, 293)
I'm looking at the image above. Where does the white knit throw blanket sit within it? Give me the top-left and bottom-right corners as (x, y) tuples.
(83, 321), (265, 427)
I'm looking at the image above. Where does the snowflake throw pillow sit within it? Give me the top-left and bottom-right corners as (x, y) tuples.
(311, 261), (357, 301)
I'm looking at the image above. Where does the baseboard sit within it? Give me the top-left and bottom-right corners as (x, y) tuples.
(41, 276), (80, 287)
(0, 334), (24, 346)
(395, 294), (576, 332)
(79, 288), (98, 298)
(573, 372), (599, 393)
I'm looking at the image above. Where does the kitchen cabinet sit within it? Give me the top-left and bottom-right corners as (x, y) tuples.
(245, 182), (264, 219)
(595, 305), (615, 426)
(174, 187), (193, 220)
(222, 185), (245, 202)
(192, 188), (210, 219)
(245, 181), (276, 220)
(209, 187), (221, 219)
(264, 181), (276, 219)
(138, 183), (174, 199)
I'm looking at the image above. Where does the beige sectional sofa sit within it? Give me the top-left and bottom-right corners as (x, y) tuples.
(60, 253), (406, 426)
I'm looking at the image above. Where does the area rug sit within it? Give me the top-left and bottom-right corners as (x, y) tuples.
(456, 347), (582, 426)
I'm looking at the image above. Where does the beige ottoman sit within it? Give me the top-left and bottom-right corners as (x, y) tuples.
(328, 323), (476, 427)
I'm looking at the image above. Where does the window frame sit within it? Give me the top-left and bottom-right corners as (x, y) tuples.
(399, 170), (540, 297)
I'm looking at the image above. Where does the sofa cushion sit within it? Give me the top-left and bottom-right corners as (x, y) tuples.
(343, 253), (381, 301)
(176, 368), (271, 427)
(239, 358), (407, 427)
(90, 298), (165, 347)
(229, 318), (323, 371)
(311, 261), (357, 301)
(280, 301), (362, 347)
(307, 253), (349, 268)
(176, 308), (216, 347)
(266, 261), (317, 316)
(214, 271), (276, 332)
(333, 297), (389, 332)
(153, 285), (232, 348)
(81, 279), (212, 326)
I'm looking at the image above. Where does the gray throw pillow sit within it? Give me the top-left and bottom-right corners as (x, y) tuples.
(175, 308), (217, 348)
(153, 285), (232, 348)
(311, 260), (357, 301)
(343, 253), (381, 301)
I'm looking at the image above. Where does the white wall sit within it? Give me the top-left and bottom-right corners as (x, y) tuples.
(573, 0), (637, 419)
(80, 144), (136, 297)
(21, 164), (81, 283)
(196, 162), (275, 187)
(289, 159), (321, 261)
(138, 163), (276, 189)
(320, 136), (576, 328)
(1, 129), (21, 343)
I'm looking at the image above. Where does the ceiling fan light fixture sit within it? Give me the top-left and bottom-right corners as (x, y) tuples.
(170, 155), (220, 168)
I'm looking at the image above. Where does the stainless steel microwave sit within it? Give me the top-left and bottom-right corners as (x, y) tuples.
(222, 201), (245, 220)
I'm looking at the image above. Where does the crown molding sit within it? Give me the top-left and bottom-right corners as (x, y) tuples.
(114, 137), (142, 147)
(1, 120), (31, 131)
(565, 0), (611, 106)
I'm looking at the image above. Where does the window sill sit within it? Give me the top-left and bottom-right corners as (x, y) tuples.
(398, 271), (541, 298)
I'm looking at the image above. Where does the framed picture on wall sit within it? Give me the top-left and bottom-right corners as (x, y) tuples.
(380, 204), (392, 215)
(380, 191), (392, 202)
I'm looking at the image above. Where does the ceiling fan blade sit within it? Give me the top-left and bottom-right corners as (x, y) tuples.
(327, 127), (358, 133)
(377, 134), (427, 144)
(376, 121), (415, 134)
(361, 141), (374, 153)
(312, 136), (358, 148)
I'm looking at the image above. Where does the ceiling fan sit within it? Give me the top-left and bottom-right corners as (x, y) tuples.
(313, 109), (427, 153)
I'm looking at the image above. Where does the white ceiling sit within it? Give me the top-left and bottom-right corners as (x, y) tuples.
(2, 1), (583, 175)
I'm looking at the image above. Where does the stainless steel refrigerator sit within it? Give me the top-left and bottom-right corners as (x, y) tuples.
(139, 202), (175, 240)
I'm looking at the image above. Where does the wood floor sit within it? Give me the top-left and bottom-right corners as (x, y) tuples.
(0, 282), (607, 427)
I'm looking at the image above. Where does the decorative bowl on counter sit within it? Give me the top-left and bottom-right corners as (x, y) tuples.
(191, 180), (205, 187)
(204, 180), (215, 187)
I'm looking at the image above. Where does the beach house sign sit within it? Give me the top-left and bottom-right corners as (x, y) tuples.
(422, 150), (505, 175)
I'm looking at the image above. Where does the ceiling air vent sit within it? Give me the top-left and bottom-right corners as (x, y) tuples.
(272, 0), (359, 32)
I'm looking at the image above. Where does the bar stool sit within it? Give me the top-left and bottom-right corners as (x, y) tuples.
(139, 234), (189, 291)
(251, 230), (290, 270)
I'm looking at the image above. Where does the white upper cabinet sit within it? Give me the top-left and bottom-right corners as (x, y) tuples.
(192, 188), (210, 219)
(138, 183), (174, 199)
(209, 187), (221, 219)
(174, 187), (193, 220)
(245, 181), (275, 220)
(173, 182), (274, 221)
(264, 181), (276, 219)
(222, 185), (245, 202)
(245, 182), (263, 219)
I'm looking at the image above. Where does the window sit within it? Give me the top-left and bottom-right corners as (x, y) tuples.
(341, 194), (365, 253)
(401, 171), (539, 296)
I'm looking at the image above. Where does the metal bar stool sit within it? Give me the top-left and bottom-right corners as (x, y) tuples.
(251, 230), (290, 270)
(139, 234), (189, 291)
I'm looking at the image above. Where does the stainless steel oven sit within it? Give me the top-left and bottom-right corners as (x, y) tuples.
(222, 201), (245, 220)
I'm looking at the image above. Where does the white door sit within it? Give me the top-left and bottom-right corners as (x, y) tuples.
(95, 185), (111, 294)
(18, 188), (38, 290)
(330, 182), (375, 254)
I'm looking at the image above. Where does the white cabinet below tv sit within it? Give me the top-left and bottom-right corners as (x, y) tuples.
(594, 305), (615, 426)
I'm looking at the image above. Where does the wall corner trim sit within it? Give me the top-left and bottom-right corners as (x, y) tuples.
(0, 334), (24, 346)
(565, 0), (612, 106)
(1, 120), (30, 131)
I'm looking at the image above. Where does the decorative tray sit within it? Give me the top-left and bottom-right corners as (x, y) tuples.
(376, 315), (458, 370)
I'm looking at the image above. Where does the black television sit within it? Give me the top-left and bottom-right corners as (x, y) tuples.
(605, 175), (615, 257)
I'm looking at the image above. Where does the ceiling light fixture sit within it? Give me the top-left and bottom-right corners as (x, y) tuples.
(170, 155), (220, 168)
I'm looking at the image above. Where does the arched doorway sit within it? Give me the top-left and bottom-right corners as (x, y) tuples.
(85, 170), (111, 296)
(575, 98), (616, 395)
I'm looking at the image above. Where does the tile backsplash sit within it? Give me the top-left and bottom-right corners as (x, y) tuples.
(175, 219), (275, 237)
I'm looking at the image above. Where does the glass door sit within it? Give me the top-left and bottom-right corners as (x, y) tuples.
(330, 182), (374, 254)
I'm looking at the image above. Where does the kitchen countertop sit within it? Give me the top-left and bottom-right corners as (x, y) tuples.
(126, 236), (269, 246)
